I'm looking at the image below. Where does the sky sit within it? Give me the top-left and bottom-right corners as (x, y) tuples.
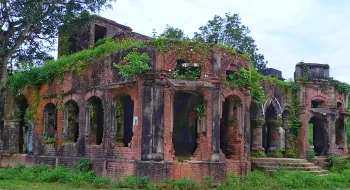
(77, 0), (350, 82)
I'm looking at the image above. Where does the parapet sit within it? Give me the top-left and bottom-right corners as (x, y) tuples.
(294, 62), (330, 79)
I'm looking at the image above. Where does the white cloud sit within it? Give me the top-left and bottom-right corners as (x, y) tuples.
(96, 0), (350, 83)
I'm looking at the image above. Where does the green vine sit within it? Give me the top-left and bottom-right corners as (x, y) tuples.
(174, 67), (201, 79)
(333, 80), (350, 94)
(8, 39), (144, 93)
(24, 88), (40, 123)
(193, 98), (206, 119)
(114, 50), (151, 78)
(115, 99), (124, 123)
(290, 82), (302, 154)
(303, 64), (310, 73)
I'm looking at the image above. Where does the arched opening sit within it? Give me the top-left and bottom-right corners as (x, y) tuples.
(311, 100), (326, 108)
(220, 95), (243, 158)
(263, 104), (278, 153)
(174, 59), (201, 79)
(44, 103), (57, 139)
(309, 116), (328, 156)
(173, 92), (203, 159)
(13, 95), (29, 153)
(335, 117), (345, 150)
(113, 95), (134, 147)
(64, 100), (79, 143)
(337, 102), (343, 112)
(86, 96), (104, 145)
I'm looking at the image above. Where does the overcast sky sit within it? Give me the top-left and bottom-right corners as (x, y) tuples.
(91, 0), (350, 83)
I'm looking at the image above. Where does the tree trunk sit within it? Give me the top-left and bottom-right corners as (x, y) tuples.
(0, 56), (9, 154)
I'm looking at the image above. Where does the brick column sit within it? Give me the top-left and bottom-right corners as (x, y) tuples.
(250, 118), (264, 153)
(163, 87), (174, 161)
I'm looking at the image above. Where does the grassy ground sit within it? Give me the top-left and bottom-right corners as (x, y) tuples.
(0, 179), (110, 190)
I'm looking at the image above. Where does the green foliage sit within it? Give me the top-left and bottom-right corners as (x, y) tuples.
(226, 68), (250, 88)
(193, 98), (206, 119)
(202, 176), (214, 189)
(284, 152), (299, 158)
(193, 12), (267, 70)
(306, 149), (316, 163)
(8, 39), (143, 93)
(326, 156), (350, 173)
(174, 67), (201, 79)
(250, 68), (266, 103)
(250, 151), (266, 158)
(93, 37), (113, 48)
(333, 80), (350, 94)
(159, 25), (189, 40)
(0, 164), (108, 188)
(114, 50), (151, 78)
(267, 151), (283, 158)
(76, 158), (93, 172)
(113, 175), (150, 189)
(45, 137), (56, 144)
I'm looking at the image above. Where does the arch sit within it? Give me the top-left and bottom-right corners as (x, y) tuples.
(63, 94), (80, 105)
(263, 102), (281, 154)
(335, 116), (346, 151)
(172, 91), (203, 158)
(310, 95), (329, 108)
(84, 90), (104, 102)
(64, 100), (79, 143)
(43, 103), (57, 139)
(112, 95), (134, 147)
(263, 97), (282, 116)
(220, 95), (243, 159)
(12, 95), (29, 153)
(86, 96), (104, 145)
(309, 115), (328, 156)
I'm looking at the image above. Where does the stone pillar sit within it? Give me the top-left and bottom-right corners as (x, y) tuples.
(328, 116), (335, 155)
(250, 118), (265, 152)
(267, 119), (281, 153)
(282, 120), (292, 154)
(7, 118), (21, 154)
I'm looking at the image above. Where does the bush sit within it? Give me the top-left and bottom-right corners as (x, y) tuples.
(326, 155), (350, 173)
(250, 151), (266, 158)
(76, 158), (93, 172)
(202, 176), (214, 189)
(284, 152), (299, 158)
(217, 174), (240, 190)
(306, 149), (315, 163)
(166, 178), (200, 190)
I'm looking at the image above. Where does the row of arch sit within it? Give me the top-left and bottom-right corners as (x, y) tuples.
(250, 97), (347, 156)
(12, 94), (135, 153)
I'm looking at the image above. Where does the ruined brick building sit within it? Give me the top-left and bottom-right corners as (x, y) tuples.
(1, 16), (348, 182)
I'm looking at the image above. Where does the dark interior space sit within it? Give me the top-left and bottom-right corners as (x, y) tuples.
(309, 116), (328, 156)
(94, 24), (107, 43)
(263, 104), (277, 153)
(65, 100), (79, 143)
(115, 95), (134, 147)
(44, 103), (57, 139)
(173, 92), (200, 158)
(88, 96), (104, 145)
(14, 95), (29, 153)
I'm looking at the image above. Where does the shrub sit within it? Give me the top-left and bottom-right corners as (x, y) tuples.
(114, 50), (151, 78)
(93, 176), (111, 188)
(76, 158), (93, 172)
(284, 152), (299, 158)
(250, 151), (266, 158)
(167, 178), (200, 190)
(326, 155), (350, 173)
(306, 149), (316, 163)
(217, 174), (239, 190)
(202, 176), (214, 189)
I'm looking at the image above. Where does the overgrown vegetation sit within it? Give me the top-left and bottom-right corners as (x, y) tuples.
(114, 50), (151, 78)
(8, 39), (144, 93)
(2, 157), (350, 190)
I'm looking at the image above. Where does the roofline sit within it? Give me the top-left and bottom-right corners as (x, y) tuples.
(93, 15), (132, 31)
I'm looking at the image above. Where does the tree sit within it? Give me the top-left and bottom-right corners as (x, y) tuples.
(194, 13), (267, 70)
(159, 25), (188, 40)
(0, 0), (116, 149)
